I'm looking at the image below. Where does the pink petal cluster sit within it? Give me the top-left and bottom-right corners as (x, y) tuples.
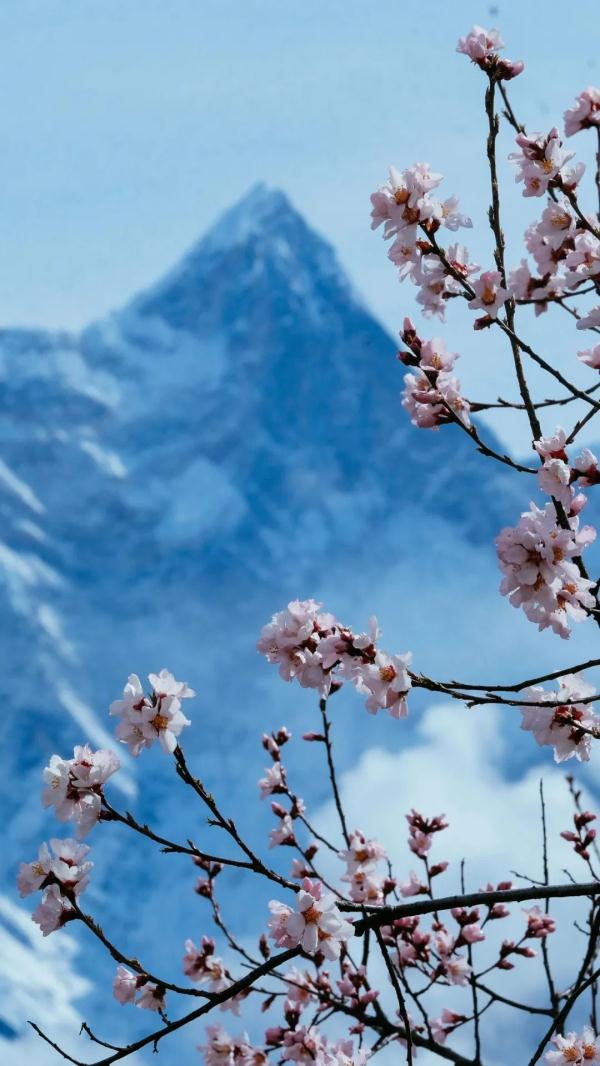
(523, 906), (556, 938)
(113, 965), (166, 1012)
(268, 879), (354, 960)
(110, 669), (195, 755)
(430, 1008), (467, 1045)
(577, 306), (600, 331)
(339, 830), (389, 906)
(201, 1027), (266, 1066)
(370, 164), (475, 322)
(520, 673), (600, 762)
(407, 809), (448, 857)
(456, 25), (523, 80)
(509, 199), (600, 314)
(435, 929), (472, 986)
(42, 744), (120, 836)
(258, 602), (412, 719)
(32, 883), (74, 936)
(545, 1027), (600, 1064)
(467, 270), (509, 319)
(495, 502), (596, 638)
(509, 128), (584, 197)
(18, 838), (92, 898)
(398, 319), (471, 430)
(564, 87), (600, 137)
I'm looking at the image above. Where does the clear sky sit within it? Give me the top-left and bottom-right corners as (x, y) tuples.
(1, 0), (599, 449)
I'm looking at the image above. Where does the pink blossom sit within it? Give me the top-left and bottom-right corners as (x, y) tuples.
(576, 306), (600, 331)
(468, 270), (509, 318)
(537, 458), (573, 508)
(282, 1026), (328, 1066)
(148, 668), (196, 701)
(136, 982), (166, 1012)
(564, 232), (600, 287)
(353, 651), (412, 719)
(496, 502), (597, 638)
(399, 870), (426, 898)
(32, 883), (73, 936)
(339, 830), (386, 875)
(520, 673), (599, 762)
(456, 25), (504, 63)
(183, 937), (231, 993)
(534, 429), (568, 462)
(510, 128), (584, 197)
(110, 671), (193, 755)
(268, 880), (354, 960)
(431, 1008), (467, 1045)
(18, 838), (92, 898)
(418, 337), (458, 372)
(269, 813), (295, 849)
(564, 86), (600, 136)
(342, 868), (385, 906)
(113, 966), (139, 1005)
(258, 763), (285, 799)
(456, 25), (523, 78)
(283, 968), (315, 1012)
(578, 344), (600, 370)
(402, 370), (471, 430)
(545, 1027), (600, 1063)
(42, 745), (120, 836)
(573, 448), (600, 486)
(524, 906), (556, 938)
(257, 600), (335, 695)
(200, 1028), (253, 1066)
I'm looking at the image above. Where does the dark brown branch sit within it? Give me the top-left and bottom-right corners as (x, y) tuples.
(374, 926), (413, 1065)
(319, 698), (351, 848)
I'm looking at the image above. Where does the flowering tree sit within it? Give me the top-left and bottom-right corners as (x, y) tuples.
(19, 24), (600, 1066)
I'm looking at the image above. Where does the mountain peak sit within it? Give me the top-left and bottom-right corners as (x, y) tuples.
(200, 183), (293, 254)
(122, 184), (359, 333)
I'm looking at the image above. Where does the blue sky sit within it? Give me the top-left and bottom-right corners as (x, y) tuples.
(0, 1), (599, 449)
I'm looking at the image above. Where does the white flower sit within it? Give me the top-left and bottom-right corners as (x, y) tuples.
(42, 745), (120, 836)
(520, 674), (599, 762)
(268, 880), (353, 960)
(111, 671), (193, 755)
(32, 884), (72, 936)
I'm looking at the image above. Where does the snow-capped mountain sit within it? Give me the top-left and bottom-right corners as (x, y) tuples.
(3, 185), (594, 1063)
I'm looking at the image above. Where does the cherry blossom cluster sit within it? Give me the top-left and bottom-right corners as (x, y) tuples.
(455, 25), (523, 81)
(545, 1027), (600, 1064)
(42, 743), (120, 836)
(201, 1025), (367, 1066)
(399, 317), (471, 429)
(17, 838), (92, 937)
(534, 428), (600, 509)
(509, 128), (585, 199)
(495, 501), (596, 638)
(520, 673), (600, 763)
(338, 830), (390, 906)
(369, 160), (477, 321)
(509, 197), (599, 318)
(257, 600), (412, 719)
(110, 668), (196, 755)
